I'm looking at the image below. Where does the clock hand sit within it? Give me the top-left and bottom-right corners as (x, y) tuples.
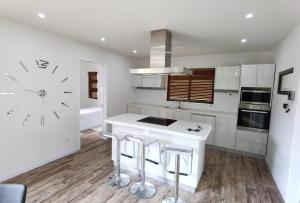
(22, 89), (39, 94)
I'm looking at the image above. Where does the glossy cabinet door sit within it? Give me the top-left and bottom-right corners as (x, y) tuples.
(131, 75), (166, 89)
(191, 114), (216, 145)
(215, 66), (240, 90)
(256, 64), (275, 88)
(241, 65), (258, 87)
(215, 114), (237, 149)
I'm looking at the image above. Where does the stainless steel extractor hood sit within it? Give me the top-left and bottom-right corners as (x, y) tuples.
(129, 29), (191, 75)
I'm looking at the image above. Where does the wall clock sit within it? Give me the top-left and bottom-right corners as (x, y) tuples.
(1, 59), (72, 126)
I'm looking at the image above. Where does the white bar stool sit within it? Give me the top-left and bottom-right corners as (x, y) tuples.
(101, 131), (131, 188)
(161, 144), (193, 203)
(126, 135), (158, 199)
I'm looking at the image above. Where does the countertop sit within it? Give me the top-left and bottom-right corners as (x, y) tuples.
(128, 103), (237, 116)
(105, 113), (212, 141)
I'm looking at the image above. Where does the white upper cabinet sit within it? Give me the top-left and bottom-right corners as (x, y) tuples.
(131, 75), (167, 89)
(257, 64), (276, 87)
(241, 65), (258, 87)
(241, 64), (275, 88)
(215, 66), (241, 91)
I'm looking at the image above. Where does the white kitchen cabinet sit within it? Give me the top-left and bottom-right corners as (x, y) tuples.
(241, 64), (275, 88)
(235, 129), (268, 156)
(215, 66), (240, 91)
(191, 114), (216, 145)
(214, 114), (237, 149)
(235, 140), (266, 156)
(257, 64), (276, 88)
(131, 74), (167, 89)
(241, 65), (258, 87)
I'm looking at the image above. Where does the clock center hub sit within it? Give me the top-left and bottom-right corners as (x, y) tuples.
(38, 89), (47, 97)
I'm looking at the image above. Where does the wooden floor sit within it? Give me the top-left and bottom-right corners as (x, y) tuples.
(6, 130), (283, 203)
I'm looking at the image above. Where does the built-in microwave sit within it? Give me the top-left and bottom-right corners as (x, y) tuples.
(237, 104), (271, 133)
(240, 87), (272, 105)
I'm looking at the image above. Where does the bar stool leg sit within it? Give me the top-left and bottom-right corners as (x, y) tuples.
(130, 143), (157, 199)
(162, 154), (186, 203)
(107, 140), (131, 187)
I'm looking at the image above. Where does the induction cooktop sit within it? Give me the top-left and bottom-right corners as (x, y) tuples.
(137, 116), (177, 126)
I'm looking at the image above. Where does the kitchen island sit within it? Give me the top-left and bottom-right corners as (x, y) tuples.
(105, 113), (212, 192)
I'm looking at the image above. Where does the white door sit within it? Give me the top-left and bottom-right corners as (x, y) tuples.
(191, 114), (216, 145)
(257, 64), (276, 88)
(241, 65), (258, 87)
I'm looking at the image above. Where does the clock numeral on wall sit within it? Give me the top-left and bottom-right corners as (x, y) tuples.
(61, 102), (70, 108)
(19, 61), (29, 72)
(36, 59), (49, 69)
(22, 114), (31, 125)
(52, 65), (58, 74)
(0, 92), (14, 95)
(61, 77), (69, 83)
(6, 106), (19, 115)
(4, 73), (18, 82)
(41, 115), (45, 126)
(53, 111), (60, 119)
(64, 91), (72, 94)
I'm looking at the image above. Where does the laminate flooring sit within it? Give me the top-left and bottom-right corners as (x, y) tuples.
(5, 130), (284, 203)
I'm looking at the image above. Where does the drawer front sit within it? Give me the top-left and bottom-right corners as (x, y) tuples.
(235, 140), (266, 156)
(236, 129), (268, 144)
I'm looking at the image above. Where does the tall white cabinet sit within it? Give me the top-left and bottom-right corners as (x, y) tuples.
(215, 66), (240, 91)
(241, 64), (275, 88)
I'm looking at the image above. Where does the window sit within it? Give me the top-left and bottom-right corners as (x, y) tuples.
(167, 68), (215, 103)
(88, 72), (98, 99)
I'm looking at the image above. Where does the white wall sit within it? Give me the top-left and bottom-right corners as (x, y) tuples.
(0, 18), (134, 181)
(133, 51), (274, 113)
(80, 61), (102, 109)
(267, 24), (300, 203)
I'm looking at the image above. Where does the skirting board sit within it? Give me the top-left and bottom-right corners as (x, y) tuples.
(0, 148), (79, 182)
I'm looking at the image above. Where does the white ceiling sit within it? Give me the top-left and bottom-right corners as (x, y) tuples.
(0, 0), (300, 58)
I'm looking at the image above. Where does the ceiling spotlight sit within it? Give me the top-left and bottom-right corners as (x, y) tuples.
(38, 12), (45, 19)
(245, 13), (254, 19)
(241, 38), (247, 43)
(132, 50), (137, 54)
(100, 37), (106, 42)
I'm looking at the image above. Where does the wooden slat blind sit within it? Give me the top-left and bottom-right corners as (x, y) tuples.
(167, 68), (215, 103)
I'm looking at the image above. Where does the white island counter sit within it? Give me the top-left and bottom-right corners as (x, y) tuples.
(105, 113), (212, 192)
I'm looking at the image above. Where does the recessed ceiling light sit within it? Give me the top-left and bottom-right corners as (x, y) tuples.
(245, 13), (254, 19)
(132, 50), (137, 54)
(241, 38), (247, 43)
(100, 37), (106, 42)
(38, 12), (45, 19)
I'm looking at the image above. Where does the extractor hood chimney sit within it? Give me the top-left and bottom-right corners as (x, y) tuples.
(129, 29), (191, 74)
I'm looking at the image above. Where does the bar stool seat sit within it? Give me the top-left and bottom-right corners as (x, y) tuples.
(161, 144), (193, 203)
(101, 131), (131, 188)
(126, 135), (158, 199)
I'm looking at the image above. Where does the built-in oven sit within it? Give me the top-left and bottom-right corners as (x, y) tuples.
(237, 104), (271, 133)
(240, 87), (272, 105)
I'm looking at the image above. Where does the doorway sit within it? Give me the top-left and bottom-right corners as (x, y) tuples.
(79, 59), (107, 133)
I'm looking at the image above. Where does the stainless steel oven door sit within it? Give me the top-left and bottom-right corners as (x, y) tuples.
(237, 108), (271, 133)
(240, 88), (271, 105)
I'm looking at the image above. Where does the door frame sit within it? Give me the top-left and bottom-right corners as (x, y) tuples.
(78, 57), (108, 132)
